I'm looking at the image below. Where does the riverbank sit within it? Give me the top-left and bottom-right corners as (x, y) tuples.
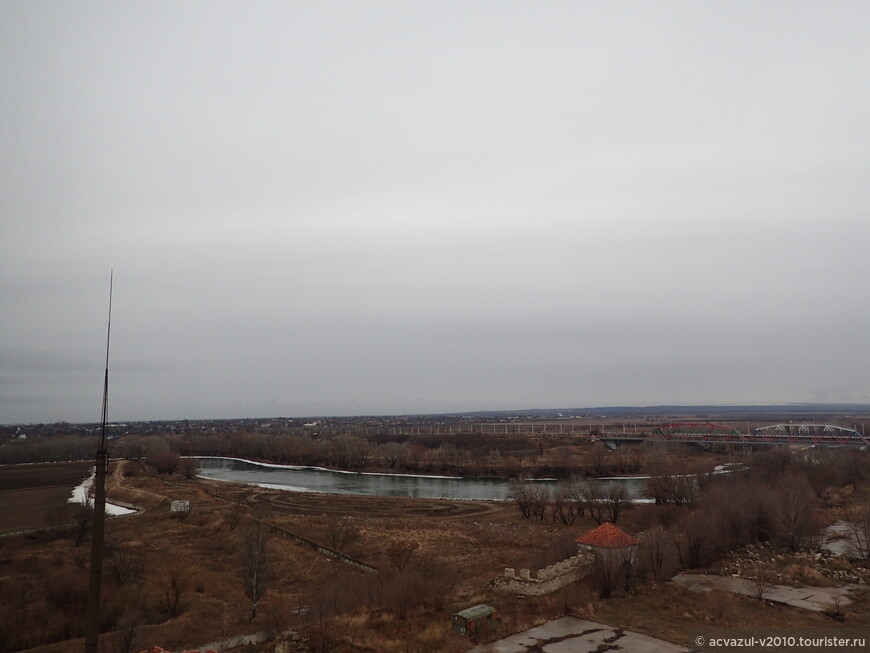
(2, 454), (868, 653)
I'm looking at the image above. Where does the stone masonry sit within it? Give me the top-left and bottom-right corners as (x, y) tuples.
(492, 552), (594, 596)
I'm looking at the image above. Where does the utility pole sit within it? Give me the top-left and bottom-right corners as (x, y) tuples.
(84, 272), (112, 653)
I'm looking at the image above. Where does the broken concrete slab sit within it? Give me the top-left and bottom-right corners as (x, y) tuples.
(467, 616), (687, 653)
(672, 573), (859, 612)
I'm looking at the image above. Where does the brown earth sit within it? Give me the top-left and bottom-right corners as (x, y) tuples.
(0, 461), (92, 532)
(0, 461), (93, 491)
(1, 460), (867, 653)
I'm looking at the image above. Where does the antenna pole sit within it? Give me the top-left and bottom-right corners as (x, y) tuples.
(84, 271), (112, 653)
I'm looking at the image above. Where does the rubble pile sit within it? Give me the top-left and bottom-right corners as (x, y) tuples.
(714, 544), (870, 586)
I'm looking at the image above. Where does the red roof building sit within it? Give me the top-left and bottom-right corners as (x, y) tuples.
(575, 522), (640, 549)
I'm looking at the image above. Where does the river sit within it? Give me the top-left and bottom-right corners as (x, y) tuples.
(194, 457), (651, 501)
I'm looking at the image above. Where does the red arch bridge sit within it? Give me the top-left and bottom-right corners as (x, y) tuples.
(595, 423), (868, 447)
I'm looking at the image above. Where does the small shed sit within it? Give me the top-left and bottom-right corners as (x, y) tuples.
(452, 604), (497, 637)
(170, 500), (190, 513)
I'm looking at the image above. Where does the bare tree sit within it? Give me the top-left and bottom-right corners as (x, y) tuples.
(675, 510), (719, 570)
(771, 475), (816, 552)
(179, 457), (199, 479)
(378, 441), (406, 469)
(242, 522), (271, 621)
(579, 481), (606, 525)
(71, 499), (93, 547)
(603, 483), (629, 524)
(580, 481), (628, 525)
(845, 491), (870, 560)
(149, 450), (180, 476)
(529, 484), (549, 521)
(118, 438), (146, 463)
(647, 471), (699, 506)
(551, 482), (582, 525)
(508, 479), (534, 519)
(640, 525), (669, 581)
(590, 547), (635, 599)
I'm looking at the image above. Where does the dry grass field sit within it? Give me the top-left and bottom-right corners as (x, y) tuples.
(0, 462), (91, 532)
(1, 452), (868, 653)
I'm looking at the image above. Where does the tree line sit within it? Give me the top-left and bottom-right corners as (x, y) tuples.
(507, 447), (870, 599)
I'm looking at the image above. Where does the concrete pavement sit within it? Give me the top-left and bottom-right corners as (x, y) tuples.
(672, 573), (859, 612)
(467, 616), (688, 653)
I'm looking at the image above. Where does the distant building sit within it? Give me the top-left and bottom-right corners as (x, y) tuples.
(170, 500), (190, 513)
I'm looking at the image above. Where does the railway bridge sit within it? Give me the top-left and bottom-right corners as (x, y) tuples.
(595, 423), (868, 447)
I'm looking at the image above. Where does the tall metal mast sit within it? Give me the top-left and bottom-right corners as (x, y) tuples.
(84, 271), (113, 653)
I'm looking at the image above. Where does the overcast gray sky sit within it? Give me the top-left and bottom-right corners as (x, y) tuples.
(2, 1), (868, 424)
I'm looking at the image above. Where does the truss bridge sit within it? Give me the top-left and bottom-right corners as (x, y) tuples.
(596, 423), (867, 447)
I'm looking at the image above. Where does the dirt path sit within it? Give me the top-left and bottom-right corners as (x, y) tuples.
(192, 477), (508, 520)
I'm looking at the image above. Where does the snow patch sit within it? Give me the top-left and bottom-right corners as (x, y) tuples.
(68, 472), (137, 516)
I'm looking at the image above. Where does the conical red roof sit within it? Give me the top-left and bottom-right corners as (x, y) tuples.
(575, 522), (639, 549)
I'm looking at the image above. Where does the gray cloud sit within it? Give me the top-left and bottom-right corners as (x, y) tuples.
(2, 2), (869, 423)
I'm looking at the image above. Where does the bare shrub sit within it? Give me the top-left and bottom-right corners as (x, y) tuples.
(749, 448), (793, 483)
(225, 505), (244, 531)
(106, 539), (145, 586)
(750, 563), (773, 601)
(379, 557), (456, 618)
(42, 506), (70, 541)
(325, 517), (361, 553)
(706, 589), (733, 625)
(114, 609), (142, 653)
(43, 566), (88, 640)
(159, 563), (189, 618)
(385, 540), (419, 572)
(828, 593), (845, 622)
